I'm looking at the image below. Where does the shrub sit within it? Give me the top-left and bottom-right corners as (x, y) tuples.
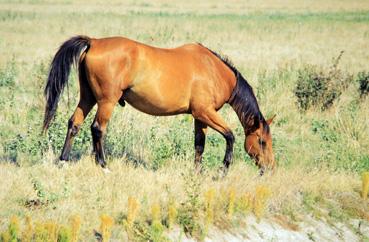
(357, 71), (369, 98)
(294, 52), (352, 111)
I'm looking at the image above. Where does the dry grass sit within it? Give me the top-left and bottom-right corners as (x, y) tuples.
(1, 0), (369, 72)
(0, 156), (367, 240)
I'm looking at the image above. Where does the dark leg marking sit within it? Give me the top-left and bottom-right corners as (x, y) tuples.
(223, 131), (235, 169)
(91, 121), (106, 168)
(194, 119), (207, 172)
(118, 96), (125, 107)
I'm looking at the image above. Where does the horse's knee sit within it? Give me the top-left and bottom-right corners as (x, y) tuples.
(68, 119), (80, 137)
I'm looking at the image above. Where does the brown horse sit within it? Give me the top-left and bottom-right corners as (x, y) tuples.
(43, 36), (276, 175)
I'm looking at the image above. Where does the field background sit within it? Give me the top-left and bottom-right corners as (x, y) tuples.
(0, 0), (368, 241)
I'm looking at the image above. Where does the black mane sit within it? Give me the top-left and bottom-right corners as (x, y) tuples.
(205, 47), (268, 134)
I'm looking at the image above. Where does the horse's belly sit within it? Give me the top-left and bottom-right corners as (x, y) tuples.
(123, 88), (190, 116)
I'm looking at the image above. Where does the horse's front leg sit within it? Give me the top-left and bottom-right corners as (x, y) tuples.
(193, 109), (234, 176)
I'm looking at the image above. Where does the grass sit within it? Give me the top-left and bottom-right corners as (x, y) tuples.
(0, 159), (367, 240)
(0, 0), (369, 240)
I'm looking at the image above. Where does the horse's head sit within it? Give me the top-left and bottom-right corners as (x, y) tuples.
(245, 115), (276, 174)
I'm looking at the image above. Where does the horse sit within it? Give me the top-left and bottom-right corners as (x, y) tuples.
(43, 36), (276, 175)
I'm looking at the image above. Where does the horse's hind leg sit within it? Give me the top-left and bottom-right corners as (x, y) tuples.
(193, 109), (235, 175)
(194, 119), (208, 172)
(91, 101), (115, 168)
(60, 67), (96, 162)
(60, 98), (95, 161)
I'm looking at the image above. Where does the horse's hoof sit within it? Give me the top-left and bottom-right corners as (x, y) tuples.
(102, 167), (111, 174)
(195, 165), (205, 175)
(212, 167), (228, 180)
(57, 160), (66, 168)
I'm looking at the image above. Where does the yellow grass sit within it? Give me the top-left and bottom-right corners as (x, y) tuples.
(362, 172), (369, 199)
(0, 157), (366, 239)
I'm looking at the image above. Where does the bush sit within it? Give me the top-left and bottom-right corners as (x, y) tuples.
(356, 71), (369, 98)
(294, 52), (352, 111)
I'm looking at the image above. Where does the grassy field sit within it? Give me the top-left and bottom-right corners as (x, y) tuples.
(0, 0), (368, 241)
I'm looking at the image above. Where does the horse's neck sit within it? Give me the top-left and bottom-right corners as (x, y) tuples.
(228, 74), (263, 135)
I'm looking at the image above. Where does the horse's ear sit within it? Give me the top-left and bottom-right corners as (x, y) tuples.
(266, 114), (276, 125)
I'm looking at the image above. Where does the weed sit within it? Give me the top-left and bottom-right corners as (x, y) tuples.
(167, 200), (177, 229)
(151, 203), (161, 225)
(124, 197), (140, 240)
(237, 192), (253, 213)
(227, 187), (236, 218)
(7, 216), (19, 242)
(70, 215), (81, 242)
(0, 231), (11, 242)
(311, 120), (338, 142)
(361, 172), (369, 199)
(302, 192), (321, 212)
(34, 222), (49, 242)
(99, 214), (114, 242)
(204, 188), (215, 226)
(253, 185), (271, 220)
(127, 197), (140, 227)
(177, 170), (204, 239)
(22, 216), (33, 242)
(57, 225), (72, 242)
(0, 59), (17, 87)
(357, 71), (369, 98)
(44, 221), (58, 242)
(30, 178), (66, 206)
(149, 203), (167, 242)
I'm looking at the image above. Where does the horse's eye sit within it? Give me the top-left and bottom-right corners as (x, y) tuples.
(259, 139), (266, 148)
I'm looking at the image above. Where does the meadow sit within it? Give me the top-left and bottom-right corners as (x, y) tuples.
(0, 0), (368, 241)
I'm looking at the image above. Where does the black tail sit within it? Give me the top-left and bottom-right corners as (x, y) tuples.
(43, 36), (91, 132)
